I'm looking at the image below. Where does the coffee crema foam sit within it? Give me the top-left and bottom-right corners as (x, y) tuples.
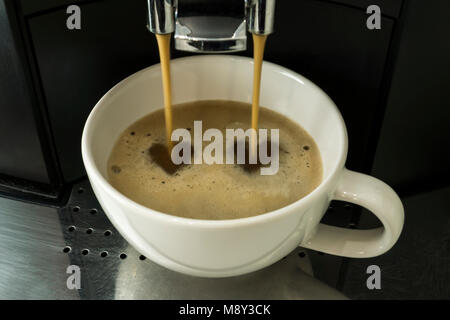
(107, 100), (322, 220)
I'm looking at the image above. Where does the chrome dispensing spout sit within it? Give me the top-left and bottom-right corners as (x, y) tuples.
(147, 0), (276, 53)
(246, 0), (276, 35)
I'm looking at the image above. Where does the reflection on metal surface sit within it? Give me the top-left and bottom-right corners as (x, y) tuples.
(0, 196), (78, 299)
(174, 17), (248, 53)
(0, 179), (346, 300)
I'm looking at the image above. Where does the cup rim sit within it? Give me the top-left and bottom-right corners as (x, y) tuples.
(82, 55), (348, 228)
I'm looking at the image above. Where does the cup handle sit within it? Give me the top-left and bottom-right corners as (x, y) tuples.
(302, 168), (404, 258)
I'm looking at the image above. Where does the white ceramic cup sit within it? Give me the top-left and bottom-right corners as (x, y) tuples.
(82, 55), (404, 278)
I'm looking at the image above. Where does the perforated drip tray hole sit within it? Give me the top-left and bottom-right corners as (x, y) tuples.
(59, 180), (149, 264)
(62, 244), (147, 262)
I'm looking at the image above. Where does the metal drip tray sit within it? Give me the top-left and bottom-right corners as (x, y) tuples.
(0, 179), (346, 300)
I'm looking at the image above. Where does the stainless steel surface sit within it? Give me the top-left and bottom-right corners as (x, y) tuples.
(147, 0), (175, 34)
(174, 0), (247, 53)
(0, 179), (347, 299)
(175, 17), (247, 53)
(174, 16), (247, 53)
(0, 197), (78, 299)
(246, 0), (276, 35)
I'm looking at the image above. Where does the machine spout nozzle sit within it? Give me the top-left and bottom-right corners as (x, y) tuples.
(147, 0), (175, 34)
(147, 0), (276, 52)
(246, 0), (276, 35)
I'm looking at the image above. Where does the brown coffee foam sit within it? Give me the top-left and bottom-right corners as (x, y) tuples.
(107, 100), (322, 220)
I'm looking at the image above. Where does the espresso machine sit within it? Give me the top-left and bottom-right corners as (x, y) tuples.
(0, 0), (449, 300)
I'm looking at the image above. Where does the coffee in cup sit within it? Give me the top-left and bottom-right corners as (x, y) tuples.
(107, 100), (322, 220)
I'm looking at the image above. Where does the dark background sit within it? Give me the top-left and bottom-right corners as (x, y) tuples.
(0, 0), (449, 298)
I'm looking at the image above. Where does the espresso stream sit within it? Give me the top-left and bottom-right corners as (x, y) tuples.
(155, 33), (174, 152)
(156, 33), (267, 156)
(250, 34), (267, 155)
